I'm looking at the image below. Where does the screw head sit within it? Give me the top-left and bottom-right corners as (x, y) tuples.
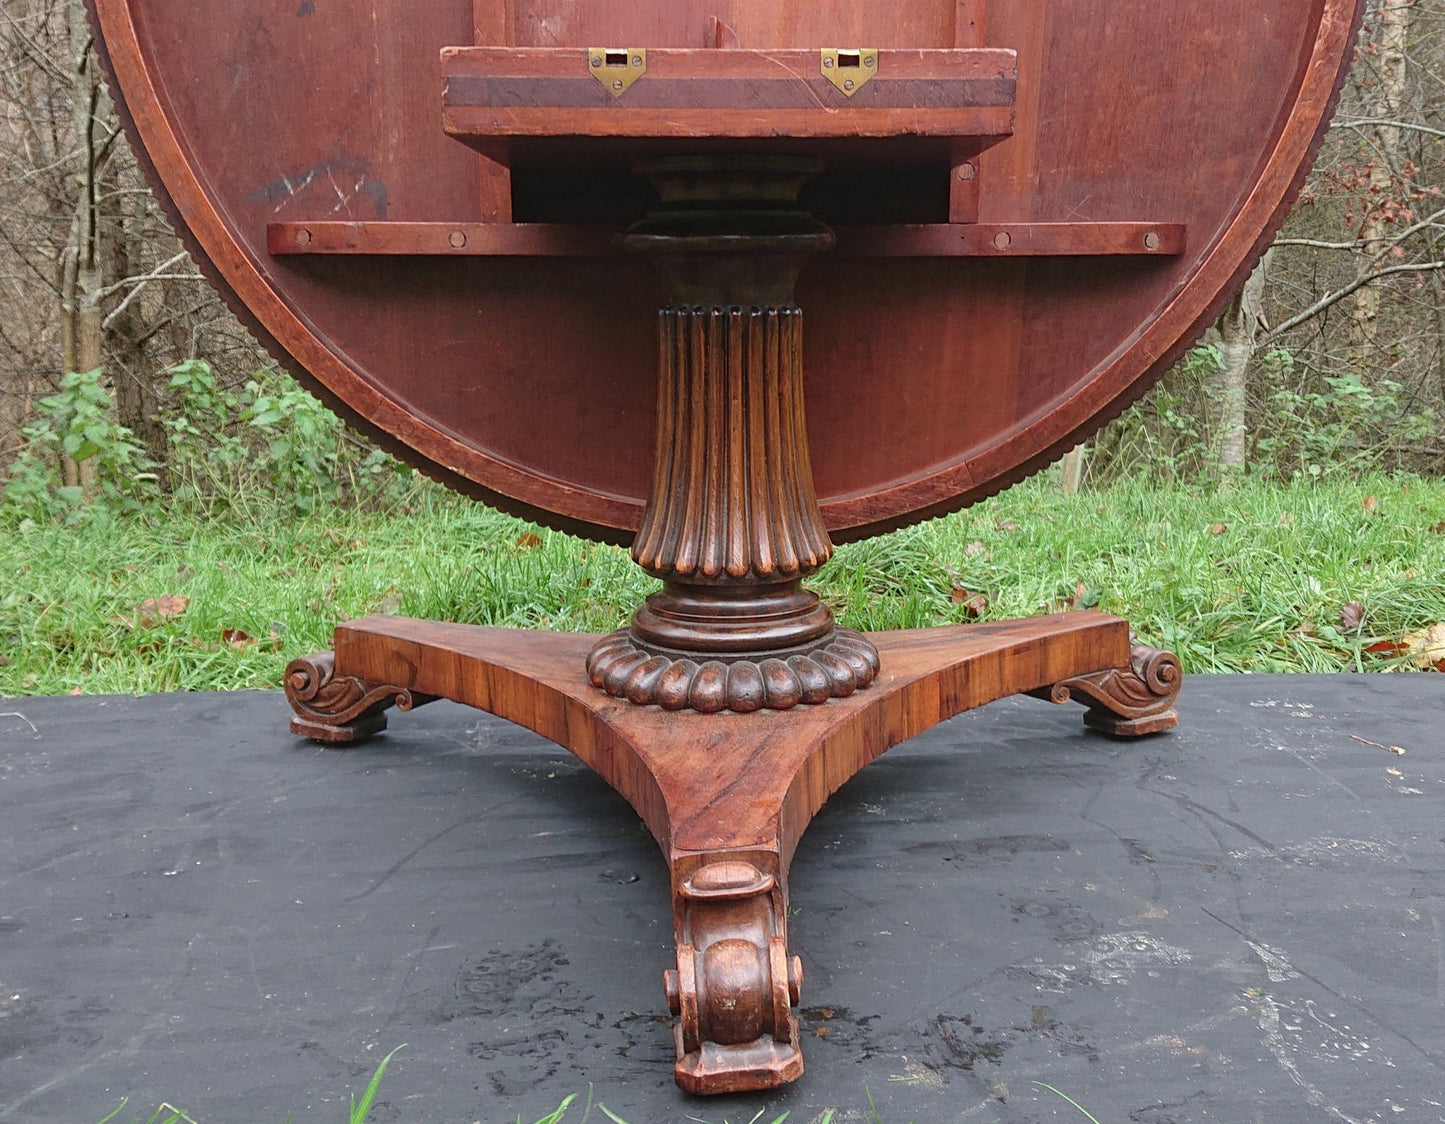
(823, 57), (834, 67)
(864, 55), (876, 67)
(632, 55), (643, 66)
(993, 230), (1012, 250)
(591, 56), (602, 67)
(957, 164), (976, 181)
(296, 228), (312, 246)
(1144, 231), (1161, 251)
(448, 230), (467, 249)
(612, 78), (623, 90)
(844, 79), (855, 90)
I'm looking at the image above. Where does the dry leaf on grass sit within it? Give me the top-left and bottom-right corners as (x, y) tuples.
(135, 594), (190, 626)
(1338, 601), (1366, 632)
(1207, 523), (1228, 536)
(515, 531), (544, 549)
(1400, 622), (1445, 671)
(950, 588), (989, 618)
(1362, 495), (1379, 516)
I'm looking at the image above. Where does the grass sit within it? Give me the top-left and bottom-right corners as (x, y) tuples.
(6, 473), (1445, 697)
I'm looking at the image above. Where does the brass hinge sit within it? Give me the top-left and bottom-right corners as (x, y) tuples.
(820, 48), (878, 96)
(589, 47), (647, 96)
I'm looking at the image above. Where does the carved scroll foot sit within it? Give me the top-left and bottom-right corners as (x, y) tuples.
(1035, 638), (1182, 736)
(284, 651), (436, 744)
(664, 857), (804, 1094)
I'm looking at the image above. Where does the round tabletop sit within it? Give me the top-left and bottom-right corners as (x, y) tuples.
(91, 0), (1361, 542)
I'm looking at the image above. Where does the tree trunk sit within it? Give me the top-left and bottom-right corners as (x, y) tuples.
(57, 0), (107, 492)
(1060, 444), (1086, 494)
(1349, 0), (1415, 364)
(1208, 249), (1273, 471)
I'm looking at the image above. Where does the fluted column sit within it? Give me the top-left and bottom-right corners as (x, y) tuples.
(586, 155), (880, 713)
(633, 306), (830, 584)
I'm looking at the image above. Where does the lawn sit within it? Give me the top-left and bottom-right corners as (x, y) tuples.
(4, 473), (1445, 697)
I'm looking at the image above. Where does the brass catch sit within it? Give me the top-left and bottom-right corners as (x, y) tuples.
(820, 48), (878, 96)
(588, 47), (646, 97)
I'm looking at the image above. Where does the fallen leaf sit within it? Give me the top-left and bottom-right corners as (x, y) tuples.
(221, 628), (254, 647)
(0, 655), (7, 667)
(964, 540), (988, 559)
(68, 686), (82, 696)
(1278, 511), (1294, 525)
(1400, 622), (1445, 670)
(136, 594), (190, 626)
(1431, 522), (1445, 535)
(516, 531), (543, 549)
(814, 1027), (831, 1037)
(1207, 523), (1228, 536)
(951, 588), (989, 618)
(820, 1008), (835, 1019)
(1362, 495), (1379, 516)
(994, 519), (1020, 534)
(1338, 601), (1366, 632)
(1365, 639), (1406, 656)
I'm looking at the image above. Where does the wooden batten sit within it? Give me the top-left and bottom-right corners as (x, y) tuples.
(949, 0), (988, 221)
(471, 0), (513, 221)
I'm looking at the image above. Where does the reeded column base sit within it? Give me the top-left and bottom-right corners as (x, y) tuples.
(586, 626), (880, 713)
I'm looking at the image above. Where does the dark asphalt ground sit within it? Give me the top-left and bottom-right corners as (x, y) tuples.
(1, 675), (1442, 1124)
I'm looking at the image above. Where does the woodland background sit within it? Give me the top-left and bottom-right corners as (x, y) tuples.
(1, 0), (1444, 510)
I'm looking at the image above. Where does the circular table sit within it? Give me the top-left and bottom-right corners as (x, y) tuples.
(91, 0), (1361, 1092)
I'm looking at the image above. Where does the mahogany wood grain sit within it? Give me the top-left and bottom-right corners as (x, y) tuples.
(267, 220), (1186, 258)
(949, 0), (987, 221)
(471, 0), (514, 221)
(285, 610), (1179, 1091)
(89, 0), (1363, 544)
(442, 47), (1017, 146)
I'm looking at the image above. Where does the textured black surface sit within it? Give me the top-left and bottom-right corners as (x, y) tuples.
(1, 675), (1443, 1123)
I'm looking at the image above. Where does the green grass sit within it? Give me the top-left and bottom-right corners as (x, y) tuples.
(6, 473), (1445, 697)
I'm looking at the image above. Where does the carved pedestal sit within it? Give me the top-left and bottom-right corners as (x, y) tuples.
(285, 158), (1182, 1093)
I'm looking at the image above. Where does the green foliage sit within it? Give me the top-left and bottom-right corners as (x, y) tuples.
(3, 369), (156, 522)
(1089, 343), (1438, 485)
(3, 361), (421, 525)
(163, 359), (419, 515)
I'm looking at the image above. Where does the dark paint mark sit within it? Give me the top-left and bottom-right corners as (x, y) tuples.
(363, 178), (389, 218)
(296, 0), (315, 14)
(250, 150), (389, 220)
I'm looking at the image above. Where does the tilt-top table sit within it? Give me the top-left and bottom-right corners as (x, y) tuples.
(89, 0), (1362, 1093)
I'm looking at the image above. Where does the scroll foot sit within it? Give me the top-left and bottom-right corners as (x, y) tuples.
(663, 857), (804, 1094)
(284, 651), (436, 744)
(1035, 638), (1182, 737)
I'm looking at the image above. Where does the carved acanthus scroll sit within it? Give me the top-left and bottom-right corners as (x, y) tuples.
(1036, 639), (1182, 735)
(285, 651), (435, 743)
